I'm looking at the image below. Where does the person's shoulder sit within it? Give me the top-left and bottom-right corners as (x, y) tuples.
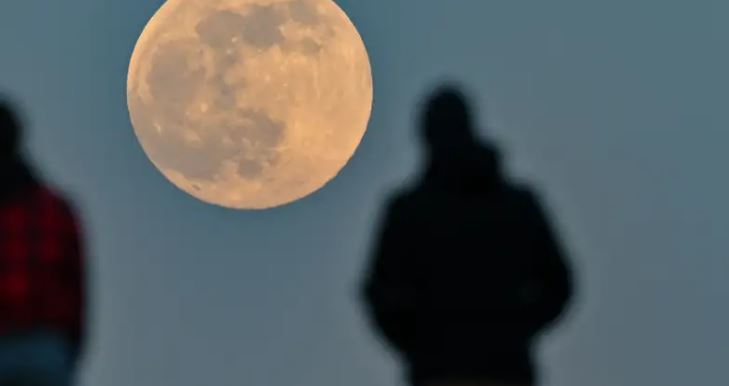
(33, 185), (80, 219)
(380, 185), (429, 221)
(384, 189), (413, 211)
(502, 182), (543, 210)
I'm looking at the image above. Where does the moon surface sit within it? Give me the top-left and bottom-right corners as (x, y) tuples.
(127, 0), (373, 209)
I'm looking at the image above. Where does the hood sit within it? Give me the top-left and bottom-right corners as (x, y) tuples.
(422, 141), (504, 193)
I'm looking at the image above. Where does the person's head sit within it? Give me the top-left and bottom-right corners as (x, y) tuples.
(0, 99), (22, 161)
(420, 84), (476, 155)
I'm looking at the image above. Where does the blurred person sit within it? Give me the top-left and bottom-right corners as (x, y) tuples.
(361, 85), (573, 386)
(0, 99), (86, 386)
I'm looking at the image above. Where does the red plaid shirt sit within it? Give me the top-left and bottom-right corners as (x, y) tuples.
(0, 183), (85, 350)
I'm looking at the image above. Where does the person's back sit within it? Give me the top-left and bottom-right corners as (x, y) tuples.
(0, 100), (85, 386)
(362, 85), (572, 386)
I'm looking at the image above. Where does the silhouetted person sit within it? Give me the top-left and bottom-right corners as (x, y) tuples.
(0, 100), (86, 386)
(361, 85), (573, 386)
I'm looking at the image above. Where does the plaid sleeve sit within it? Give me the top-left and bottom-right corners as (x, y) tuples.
(61, 202), (86, 353)
(37, 193), (86, 353)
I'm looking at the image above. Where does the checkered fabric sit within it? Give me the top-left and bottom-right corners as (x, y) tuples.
(0, 184), (84, 350)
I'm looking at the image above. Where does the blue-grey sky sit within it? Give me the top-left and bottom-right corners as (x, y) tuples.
(2, 1), (728, 385)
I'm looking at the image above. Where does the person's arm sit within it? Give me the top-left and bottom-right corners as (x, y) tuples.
(61, 202), (86, 363)
(361, 198), (417, 354)
(524, 193), (573, 329)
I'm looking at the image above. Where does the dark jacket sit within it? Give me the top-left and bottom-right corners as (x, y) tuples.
(362, 143), (572, 385)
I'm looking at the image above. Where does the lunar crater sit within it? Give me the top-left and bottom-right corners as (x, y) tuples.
(288, 0), (321, 25)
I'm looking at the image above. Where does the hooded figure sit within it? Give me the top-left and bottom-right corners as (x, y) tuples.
(0, 100), (86, 386)
(362, 85), (573, 386)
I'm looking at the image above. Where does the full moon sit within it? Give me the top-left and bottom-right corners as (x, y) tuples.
(127, 0), (373, 209)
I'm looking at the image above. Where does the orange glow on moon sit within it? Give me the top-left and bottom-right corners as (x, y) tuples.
(127, 0), (373, 209)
